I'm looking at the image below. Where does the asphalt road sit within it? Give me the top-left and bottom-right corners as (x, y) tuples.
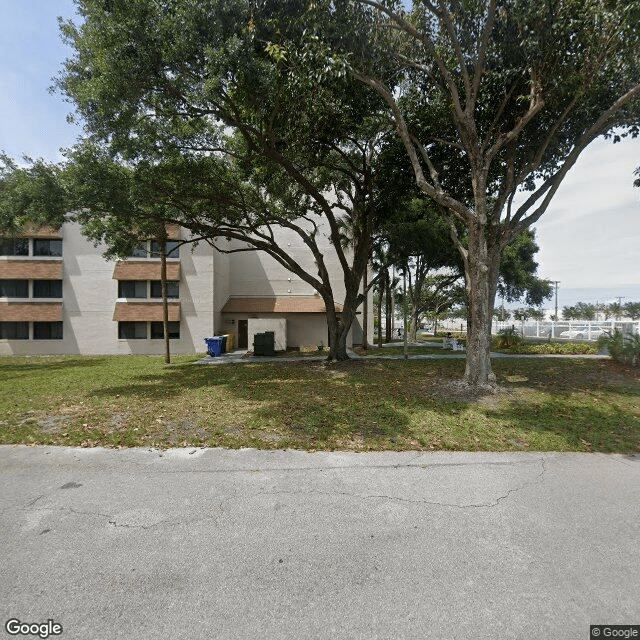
(1, 446), (638, 640)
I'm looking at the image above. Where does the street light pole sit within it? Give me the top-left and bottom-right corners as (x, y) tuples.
(553, 281), (560, 320)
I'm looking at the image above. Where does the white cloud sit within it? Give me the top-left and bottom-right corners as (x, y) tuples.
(532, 136), (640, 288)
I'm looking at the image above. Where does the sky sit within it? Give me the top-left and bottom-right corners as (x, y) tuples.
(1, 1), (639, 299)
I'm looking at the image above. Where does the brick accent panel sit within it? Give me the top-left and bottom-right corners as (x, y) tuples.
(0, 260), (63, 279)
(0, 302), (63, 321)
(0, 225), (63, 238)
(113, 302), (180, 322)
(112, 261), (180, 281)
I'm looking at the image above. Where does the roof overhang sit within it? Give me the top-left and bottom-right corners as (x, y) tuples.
(221, 296), (343, 314)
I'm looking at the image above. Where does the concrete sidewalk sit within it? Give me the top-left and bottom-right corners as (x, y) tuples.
(1, 446), (638, 639)
(195, 347), (608, 364)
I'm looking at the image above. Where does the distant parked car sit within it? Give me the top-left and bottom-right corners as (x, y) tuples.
(559, 326), (607, 340)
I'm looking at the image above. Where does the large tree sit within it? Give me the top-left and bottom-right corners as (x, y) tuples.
(56, 0), (396, 360)
(318, 0), (640, 386)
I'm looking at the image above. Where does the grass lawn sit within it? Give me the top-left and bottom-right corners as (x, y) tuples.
(0, 355), (638, 452)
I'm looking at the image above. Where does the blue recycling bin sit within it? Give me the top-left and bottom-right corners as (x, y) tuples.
(204, 336), (224, 357)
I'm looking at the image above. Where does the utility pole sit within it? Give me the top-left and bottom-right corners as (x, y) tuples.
(552, 281), (560, 320)
(616, 296), (626, 320)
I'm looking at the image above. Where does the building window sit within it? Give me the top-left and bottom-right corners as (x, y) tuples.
(33, 322), (63, 340)
(150, 280), (179, 299)
(150, 321), (180, 339)
(118, 321), (148, 339)
(118, 280), (147, 298)
(32, 280), (63, 298)
(0, 279), (29, 298)
(129, 244), (148, 258)
(127, 240), (179, 259)
(0, 322), (29, 340)
(0, 239), (29, 256)
(150, 240), (179, 258)
(33, 239), (63, 257)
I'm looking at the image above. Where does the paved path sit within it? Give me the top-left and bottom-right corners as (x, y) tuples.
(195, 347), (609, 365)
(1, 446), (638, 639)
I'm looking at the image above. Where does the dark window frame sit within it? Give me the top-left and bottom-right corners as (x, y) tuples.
(129, 244), (148, 258)
(32, 239), (63, 257)
(0, 322), (29, 340)
(118, 280), (148, 299)
(118, 321), (148, 339)
(0, 239), (29, 256)
(32, 280), (63, 298)
(150, 240), (180, 258)
(0, 279), (29, 298)
(33, 322), (63, 340)
(150, 321), (180, 339)
(150, 280), (179, 299)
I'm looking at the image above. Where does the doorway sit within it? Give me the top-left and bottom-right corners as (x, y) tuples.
(238, 319), (248, 349)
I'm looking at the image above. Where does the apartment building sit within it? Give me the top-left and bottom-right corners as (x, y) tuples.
(0, 222), (371, 355)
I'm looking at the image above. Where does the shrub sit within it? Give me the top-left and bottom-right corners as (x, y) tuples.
(493, 327), (523, 350)
(599, 330), (640, 367)
(518, 342), (598, 355)
(492, 334), (598, 355)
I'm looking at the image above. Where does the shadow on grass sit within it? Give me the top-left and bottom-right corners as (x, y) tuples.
(87, 359), (459, 445)
(4, 355), (638, 451)
(484, 397), (639, 452)
(492, 358), (638, 394)
(0, 356), (112, 381)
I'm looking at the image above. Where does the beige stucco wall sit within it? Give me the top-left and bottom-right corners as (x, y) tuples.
(219, 221), (374, 347)
(0, 222), (215, 355)
(220, 313), (346, 350)
(247, 318), (287, 351)
(1, 215), (373, 356)
(212, 240), (230, 337)
(285, 314), (331, 349)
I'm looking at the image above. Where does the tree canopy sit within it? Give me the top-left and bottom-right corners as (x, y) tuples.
(0, 153), (68, 235)
(56, 0), (401, 360)
(313, 0), (640, 386)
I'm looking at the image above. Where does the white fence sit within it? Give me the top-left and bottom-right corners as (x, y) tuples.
(437, 318), (640, 340)
(493, 320), (639, 340)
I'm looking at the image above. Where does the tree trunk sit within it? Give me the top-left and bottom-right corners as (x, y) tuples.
(377, 269), (385, 348)
(409, 312), (418, 342)
(160, 237), (170, 365)
(377, 283), (383, 348)
(390, 268), (395, 339)
(326, 309), (353, 361)
(463, 224), (500, 388)
(378, 272), (387, 349)
(385, 269), (392, 343)
(323, 288), (355, 361)
(362, 265), (368, 350)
